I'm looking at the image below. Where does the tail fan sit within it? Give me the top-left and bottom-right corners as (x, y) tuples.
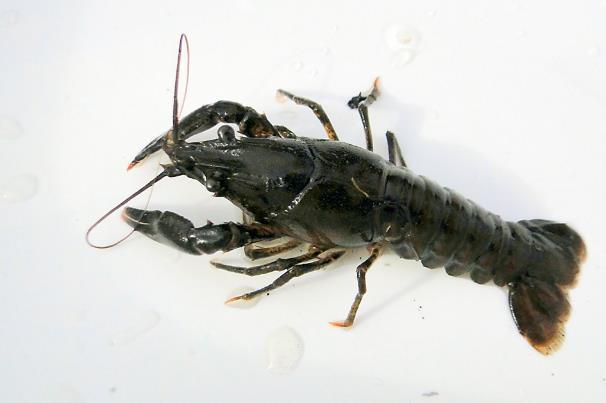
(509, 220), (586, 354)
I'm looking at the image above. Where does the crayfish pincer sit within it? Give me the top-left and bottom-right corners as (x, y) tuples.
(89, 35), (585, 355)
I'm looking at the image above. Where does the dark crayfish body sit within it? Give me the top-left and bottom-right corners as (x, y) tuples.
(99, 37), (585, 355)
(207, 135), (584, 295)
(126, 116), (585, 355)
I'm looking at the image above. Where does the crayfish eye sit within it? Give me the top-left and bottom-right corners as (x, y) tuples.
(217, 125), (236, 143)
(205, 170), (226, 193)
(205, 178), (221, 192)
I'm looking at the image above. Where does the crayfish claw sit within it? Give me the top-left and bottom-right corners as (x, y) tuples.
(128, 133), (167, 170)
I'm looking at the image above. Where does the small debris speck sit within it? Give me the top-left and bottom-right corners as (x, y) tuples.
(422, 391), (439, 397)
(551, 373), (555, 376)
(422, 316), (425, 320)
(109, 387), (117, 393)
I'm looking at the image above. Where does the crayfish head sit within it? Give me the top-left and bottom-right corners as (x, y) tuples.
(166, 126), (315, 221)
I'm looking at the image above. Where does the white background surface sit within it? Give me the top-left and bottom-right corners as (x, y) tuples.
(2, 1), (606, 402)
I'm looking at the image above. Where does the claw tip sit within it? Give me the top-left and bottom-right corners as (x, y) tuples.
(120, 208), (129, 221)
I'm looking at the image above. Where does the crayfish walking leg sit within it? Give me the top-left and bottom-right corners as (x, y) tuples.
(240, 211), (302, 260)
(347, 77), (381, 151)
(330, 245), (383, 327)
(386, 131), (406, 167)
(244, 239), (303, 260)
(212, 246), (322, 276)
(224, 250), (346, 303)
(276, 89), (339, 140)
(347, 79), (407, 167)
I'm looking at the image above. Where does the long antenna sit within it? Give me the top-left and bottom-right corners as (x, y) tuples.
(85, 171), (168, 248)
(87, 34), (190, 249)
(169, 33), (190, 144)
(127, 34), (190, 170)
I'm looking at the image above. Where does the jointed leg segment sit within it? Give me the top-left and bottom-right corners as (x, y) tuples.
(225, 250), (346, 303)
(277, 89), (339, 140)
(244, 239), (303, 260)
(347, 79), (408, 167)
(212, 246), (321, 276)
(347, 78), (381, 151)
(331, 245), (383, 327)
(241, 212), (302, 260)
(386, 131), (407, 167)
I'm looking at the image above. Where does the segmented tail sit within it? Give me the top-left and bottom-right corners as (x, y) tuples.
(508, 220), (586, 354)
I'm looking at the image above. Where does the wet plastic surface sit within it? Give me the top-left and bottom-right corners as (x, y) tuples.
(1, 1), (605, 402)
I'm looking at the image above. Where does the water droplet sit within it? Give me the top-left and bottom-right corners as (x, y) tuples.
(291, 61), (303, 71)
(517, 30), (527, 38)
(427, 9), (438, 18)
(0, 174), (38, 203)
(266, 326), (304, 374)
(0, 116), (23, 140)
(391, 49), (416, 68)
(321, 47), (331, 56)
(308, 67), (319, 77)
(385, 25), (422, 51)
(587, 46), (599, 57)
(397, 31), (414, 45)
(226, 286), (260, 309)
(109, 310), (160, 346)
(0, 10), (19, 28)
(332, 25), (339, 32)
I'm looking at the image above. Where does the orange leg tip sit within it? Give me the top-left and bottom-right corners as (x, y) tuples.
(127, 161), (138, 171)
(224, 296), (243, 305)
(329, 320), (352, 328)
(275, 90), (287, 103)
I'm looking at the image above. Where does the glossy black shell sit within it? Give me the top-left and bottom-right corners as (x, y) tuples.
(236, 137), (581, 288)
